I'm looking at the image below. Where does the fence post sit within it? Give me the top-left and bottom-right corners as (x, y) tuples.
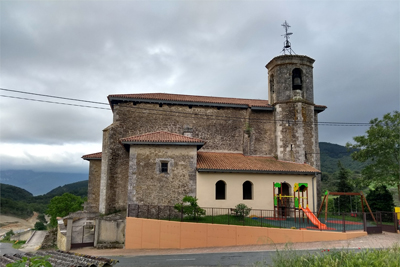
(147, 205), (150, 219)
(212, 208), (214, 224)
(342, 213), (345, 233)
(157, 206), (160, 220)
(137, 205), (140, 218)
(363, 212), (366, 232)
(261, 210), (263, 227)
(169, 206), (171, 221)
(228, 208), (230, 225)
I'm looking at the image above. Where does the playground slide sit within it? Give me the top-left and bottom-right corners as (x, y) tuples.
(300, 207), (328, 230)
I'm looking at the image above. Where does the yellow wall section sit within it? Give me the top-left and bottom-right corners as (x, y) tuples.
(125, 217), (367, 249)
(196, 172), (317, 212)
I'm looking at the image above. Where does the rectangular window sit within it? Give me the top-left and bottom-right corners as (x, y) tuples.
(161, 162), (168, 173)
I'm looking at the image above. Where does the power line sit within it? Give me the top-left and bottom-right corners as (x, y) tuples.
(0, 88), (372, 126)
(0, 95), (110, 110)
(0, 88), (108, 106)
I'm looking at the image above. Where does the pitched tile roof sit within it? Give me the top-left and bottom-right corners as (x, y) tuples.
(197, 152), (320, 174)
(0, 250), (118, 266)
(82, 152), (102, 160)
(120, 131), (205, 145)
(108, 93), (271, 108)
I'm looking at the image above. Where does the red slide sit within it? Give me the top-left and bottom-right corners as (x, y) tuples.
(300, 206), (327, 230)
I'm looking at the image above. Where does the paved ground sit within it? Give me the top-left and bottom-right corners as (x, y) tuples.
(71, 232), (400, 257)
(19, 230), (48, 252)
(0, 243), (22, 255)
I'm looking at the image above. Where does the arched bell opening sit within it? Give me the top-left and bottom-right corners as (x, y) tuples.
(292, 68), (302, 90)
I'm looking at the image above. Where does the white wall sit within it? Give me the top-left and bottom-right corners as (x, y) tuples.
(196, 172), (317, 212)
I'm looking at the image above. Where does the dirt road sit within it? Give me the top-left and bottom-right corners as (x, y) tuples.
(0, 212), (38, 236)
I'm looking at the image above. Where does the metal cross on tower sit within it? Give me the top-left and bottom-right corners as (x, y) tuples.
(281, 20), (296, 55)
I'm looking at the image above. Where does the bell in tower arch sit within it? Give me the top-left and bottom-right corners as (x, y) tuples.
(292, 68), (302, 90)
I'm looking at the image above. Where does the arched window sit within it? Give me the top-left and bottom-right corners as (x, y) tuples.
(215, 180), (226, 200)
(243, 181), (253, 200)
(292, 68), (302, 90)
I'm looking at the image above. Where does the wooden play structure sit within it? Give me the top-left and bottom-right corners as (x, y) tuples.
(273, 182), (309, 223)
(317, 191), (377, 224)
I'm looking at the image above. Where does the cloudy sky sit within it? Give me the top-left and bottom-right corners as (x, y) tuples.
(1, 0), (399, 173)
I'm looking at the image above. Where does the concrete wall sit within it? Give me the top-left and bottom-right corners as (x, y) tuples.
(10, 230), (34, 241)
(125, 217), (367, 249)
(95, 219), (125, 248)
(196, 172), (317, 212)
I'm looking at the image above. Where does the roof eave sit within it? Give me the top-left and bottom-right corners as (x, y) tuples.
(314, 106), (327, 113)
(82, 157), (102, 161)
(121, 141), (205, 151)
(197, 168), (320, 175)
(250, 106), (274, 111)
(108, 96), (255, 109)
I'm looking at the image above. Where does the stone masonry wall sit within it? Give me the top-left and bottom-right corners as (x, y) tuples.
(86, 159), (101, 212)
(249, 111), (276, 156)
(100, 102), (274, 214)
(266, 55), (315, 105)
(128, 145), (198, 206)
(274, 102), (317, 167)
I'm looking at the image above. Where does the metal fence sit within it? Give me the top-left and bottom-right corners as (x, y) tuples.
(128, 204), (399, 233)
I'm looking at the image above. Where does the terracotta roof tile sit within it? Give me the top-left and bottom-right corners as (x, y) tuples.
(82, 152), (102, 160)
(120, 131), (205, 144)
(197, 152), (320, 174)
(108, 93), (271, 108)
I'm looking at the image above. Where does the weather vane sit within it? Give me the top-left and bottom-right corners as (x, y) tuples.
(281, 20), (296, 55)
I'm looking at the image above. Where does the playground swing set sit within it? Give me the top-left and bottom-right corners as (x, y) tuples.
(273, 182), (377, 230)
(318, 190), (377, 224)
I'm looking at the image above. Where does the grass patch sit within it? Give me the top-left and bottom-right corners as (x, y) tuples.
(265, 244), (400, 267)
(12, 240), (26, 249)
(168, 214), (278, 228)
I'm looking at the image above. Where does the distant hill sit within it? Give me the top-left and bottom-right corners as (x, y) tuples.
(319, 142), (368, 174)
(0, 183), (33, 201)
(0, 180), (88, 219)
(0, 170), (88, 196)
(46, 180), (88, 198)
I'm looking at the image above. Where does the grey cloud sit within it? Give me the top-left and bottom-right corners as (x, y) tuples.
(0, 0), (398, 155)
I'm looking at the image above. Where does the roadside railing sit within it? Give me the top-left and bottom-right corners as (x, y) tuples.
(127, 204), (398, 233)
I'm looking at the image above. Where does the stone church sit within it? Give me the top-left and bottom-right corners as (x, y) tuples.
(82, 54), (326, 215)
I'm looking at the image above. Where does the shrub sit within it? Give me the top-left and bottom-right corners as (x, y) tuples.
(6, 255), (52, 267)
(37, 214), (47, 224)
(34, 221), (47, 230)
(2, 230), (14, 241)
(233, 203), (252, 218)
(174, 196), (205, 218)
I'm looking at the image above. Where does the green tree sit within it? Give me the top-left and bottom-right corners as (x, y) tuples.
(46, 193), (84, 227)
(174, 196), (205, 219)
(366, 185), (395, 212)
(346, 111), (400, 201)
(37, 214), (47, 224)
(336, 162), (354, 213)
